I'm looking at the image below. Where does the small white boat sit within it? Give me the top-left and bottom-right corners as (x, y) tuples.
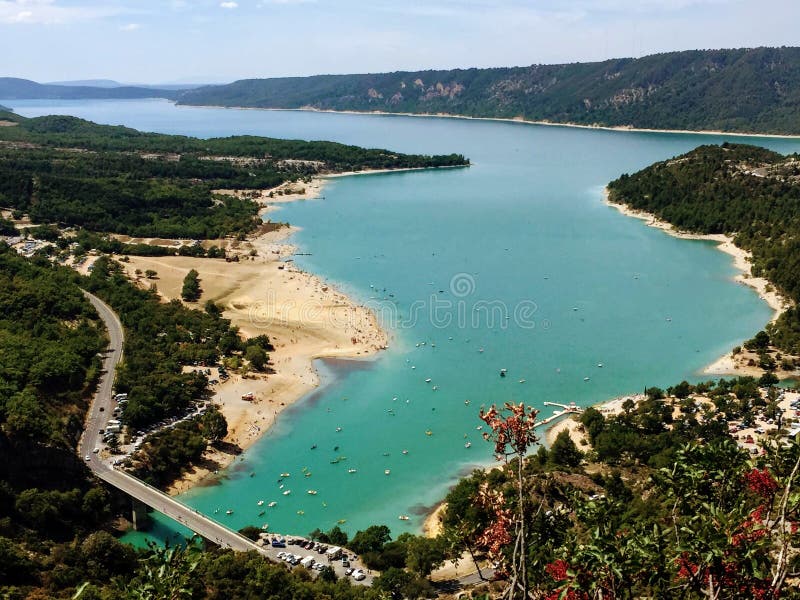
(283, 490), (291, 495)
(464, 399), (470, 405)
(411, 366), (416, 369)
(307, 490), (317, 495)
(597, 363), (603, 368)
(336, 427), (342, 432)
(280, 472), (290, 477)
(268, 501), (277, 507)
(425, 378), (432, 383)
(479, 348), (484, 353)
(519, 379), (526, 383)
(261, 523), (269, 530)
(226, 509), (233, 515)
(257, 500), (264, 506)
(425, 430), (433, 436)
(348, 468), (357, 474)
(398, 515), (409, 521)
(432, 385), (438, 390)
(297, 510), (304, 515)
(584, 377), (590, 381)
(465, 442), (472, 448)
(385, 469), (391, 475)
(402, 449), (409, 455)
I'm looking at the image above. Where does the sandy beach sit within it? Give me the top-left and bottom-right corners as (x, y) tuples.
(117, 181), (389, 494)
(603, 189), (793, 376)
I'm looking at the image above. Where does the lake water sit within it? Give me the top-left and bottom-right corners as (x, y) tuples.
(8, 99), (800, 543)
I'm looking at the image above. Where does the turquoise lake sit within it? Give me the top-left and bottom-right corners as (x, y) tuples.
(8, 99), (800, 544)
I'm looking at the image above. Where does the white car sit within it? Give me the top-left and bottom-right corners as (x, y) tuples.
(84, 454), (91, 461)
(351, 570), (366, 581)
(92, 447), (100, 454)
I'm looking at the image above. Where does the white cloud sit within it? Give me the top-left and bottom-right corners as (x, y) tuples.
(0, 0), (121, 25)
(120, 22), (139, 31)
(220, 1), (238, 8)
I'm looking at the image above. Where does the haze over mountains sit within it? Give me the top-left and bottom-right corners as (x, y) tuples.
(4, 47), (800, 134)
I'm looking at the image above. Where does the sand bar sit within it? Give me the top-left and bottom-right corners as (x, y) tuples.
(117, 181), (388, 494)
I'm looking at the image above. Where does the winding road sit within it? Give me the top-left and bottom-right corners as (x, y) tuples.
(78, 290), (373, 582)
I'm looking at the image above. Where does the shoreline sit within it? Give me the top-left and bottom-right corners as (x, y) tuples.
(602, 188), (792, 377)
(177, 103), (800, 140)
(119, 174), (390, 495)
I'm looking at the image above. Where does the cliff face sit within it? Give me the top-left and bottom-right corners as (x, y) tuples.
(178, 47), (800, 134)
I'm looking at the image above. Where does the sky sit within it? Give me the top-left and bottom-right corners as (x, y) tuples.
(2, 0), (799, 84)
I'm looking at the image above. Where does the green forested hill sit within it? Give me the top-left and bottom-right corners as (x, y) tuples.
(178, 47), (800, 134)
(0, 77), (181, 100)
(607, 143), (800, 353)
(0, 113), (466, 238)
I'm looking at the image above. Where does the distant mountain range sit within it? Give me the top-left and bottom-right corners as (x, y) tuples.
(177, 47), (800, 135)
(0, 77), (184, 100)
(47, 79), (210, 91)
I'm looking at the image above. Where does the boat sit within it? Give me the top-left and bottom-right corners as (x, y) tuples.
(464, 399), (470, 405)
(402, 449), (409, 455)
(336, 427), (342, 432)
(465, 442), (472, 448)
(280, 472), (290, 477)
(411, 365), (416, 369)
(398, 515), (409, 521)
(479, 347), (484, 353)
(307, 490), (317, 495)
(305, 472), (312, 477)
(500, 368), (507, 377)
(425, 430), (433, 436)
(348, 468), (357, 474)
(283, 490), (291, 495)
(268, 501), (277, 508)
(519, 379), (526, 383)
(597, 363), (603, 368)
(257, 500), (264, 506)
(261, 523), (269, 530)
(425, 378), (432, 383)
(385, 469), (391, 475)
(432, 386), (438, 391)
(258, 510), (265, 516)
(226, 509), (233, 515)
(584, 377), (590, 381)
(297, 510), (304, 515)
(310, 444), (317, 450)
(337, 519), (347, 524)
(330, 458), (340, 464)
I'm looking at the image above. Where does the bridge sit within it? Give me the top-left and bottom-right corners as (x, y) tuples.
(78, 290), (374, 583)
(78, 291), (264, 552)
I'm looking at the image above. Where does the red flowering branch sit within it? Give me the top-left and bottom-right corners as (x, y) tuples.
(479, 402), (540, 600)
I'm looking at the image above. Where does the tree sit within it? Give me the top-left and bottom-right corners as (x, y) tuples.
(181, 269), (201, 302)
(326, 525), (348, 546)
(349, 525), (391, 555)
(144, 269), (157, 279)
(404, 535), (446, 577)
(245, 344), (268, 371)
(479, 402), (540, 599)
(201, 407), (227, 445)
(549, 430), (583, 468)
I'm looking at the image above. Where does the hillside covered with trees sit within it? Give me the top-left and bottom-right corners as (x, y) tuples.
(438, 383), (800, 599)
(0, 111), (467, 239)
(607, 143), (800, 357)
(0, 77), (182, 100)
(179, 47), (800, 135)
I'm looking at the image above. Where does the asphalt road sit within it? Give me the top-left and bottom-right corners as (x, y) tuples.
(79, 290), (373, 584)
